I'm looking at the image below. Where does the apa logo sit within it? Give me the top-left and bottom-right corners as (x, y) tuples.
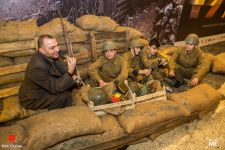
(8, 134), (16, 142)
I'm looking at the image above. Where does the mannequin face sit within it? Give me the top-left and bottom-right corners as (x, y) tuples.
(185, 43), (195, 53)
(148, 45), (158, 55)
(104, 49), (116, 60)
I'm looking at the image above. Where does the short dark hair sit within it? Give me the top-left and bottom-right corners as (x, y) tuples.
(38, 34), (54, 49)
(149, 38), (160, 48)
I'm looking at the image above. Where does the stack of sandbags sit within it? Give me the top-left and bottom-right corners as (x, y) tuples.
(76, 15), (118, 32)
(0, 106), (103, 150)
(50, 115), (126, 150)
(117, 100), (190, 134)
(0, 19), (38, 43)
(168, 83), (223, 114)
(211, 52), (225, 74)
(114, 26), (143, 40)
(0, 96), (26, 123)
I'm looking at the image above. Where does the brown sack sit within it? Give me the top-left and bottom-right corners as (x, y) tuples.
(39, 18), (76, 37)
(139, 38), (149, 46)
(118, 100), (189, 134)
(0, 49), (35, 57)
(0, 19), (38, 43)
(76, 15), (100, 31)
(218, 82), (225, 98)
(168, 83), (223, 113)
(114, 26), (143, 40)
(0, 56), (13, 67)
(0, 96), (26, 123)
(50, 115), (125, 150)
(95, 16), (118, 32)
(211, 52), (225, 74)
(18, 106), (103, 150)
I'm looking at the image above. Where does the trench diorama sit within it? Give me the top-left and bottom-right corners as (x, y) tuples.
(0, 15), (225, 150)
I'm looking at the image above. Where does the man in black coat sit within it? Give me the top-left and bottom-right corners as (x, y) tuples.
(19, 34), (77, 110)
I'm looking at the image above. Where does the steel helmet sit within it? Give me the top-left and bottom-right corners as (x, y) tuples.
(102, 40), (118, 52)
(130, 39), (144, 49)
(184, 33), (199, 45)
(88, 87), (109, 106)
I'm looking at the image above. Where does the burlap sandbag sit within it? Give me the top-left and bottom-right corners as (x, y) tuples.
(0, 96), (26, 123)
(168, 83), (223, 113)
(118, 100), (190, 134)
(39, 18), (76, 37)
(76, 15), (100, 31)
(218, 82), (225, 98)
(211, 52), (225, 74)
(18, 106), (103, 150)
(50, 115), (125, 150)
(0, 56), (14, 67)
(0, 125), (28, 148)
(0, 19), (38, 43)
(0, 49), (35, 57)
(139, 38), (149, 46)
(13, 56), (31, 65)
(114, 26), (143, 40)
(95, 16), (118, 32)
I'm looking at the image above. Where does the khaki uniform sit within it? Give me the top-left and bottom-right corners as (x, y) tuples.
(122, 51), (144, 81)
(169, 46), (208, 82)
(88, 55), (128, 86)
(140, 48), (168, 80)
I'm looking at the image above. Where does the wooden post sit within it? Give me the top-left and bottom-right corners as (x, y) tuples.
(34, 36), (39, 51)
(125, 30), (129, 51)
(89, 31), (97, 62)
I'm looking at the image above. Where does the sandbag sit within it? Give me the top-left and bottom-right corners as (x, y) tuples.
(76, 15), (100, 31)
(0, 19), (38, 43)
(168, 83), (223, 113)
(218, 82), (225, 98)
(0, 49), (35, 57)
(0, 96), (26, 123)
(211, 52), (225, 74)
(118, 100), (189, 134)
(139, 38), (149, 46)
(95, 16), (118, 32)
(0, 56), (14, 67)
(39, 18), (76, 37)
(50, 115), (125, 150)
(114, 26), (143, 40)
(13, 56), (31, 65)
(18, 106), (103, 150)
(0, 72), (25, 85)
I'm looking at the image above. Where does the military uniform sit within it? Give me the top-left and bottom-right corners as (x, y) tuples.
(140, 48), (168, 80)
(169, 46), (208, 82)
(88, 55), (128, 86)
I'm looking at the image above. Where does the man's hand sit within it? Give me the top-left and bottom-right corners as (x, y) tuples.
(99, 80), (108, 87)
(189, 77), (199, 87)
(169, 71), (175, 78)
(67, 57), (76, 75)
(159, 58), (168, 66)
(138, 69), (151, 76)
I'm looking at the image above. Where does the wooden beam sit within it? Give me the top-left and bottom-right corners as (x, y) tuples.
(90, 31), (98, 62)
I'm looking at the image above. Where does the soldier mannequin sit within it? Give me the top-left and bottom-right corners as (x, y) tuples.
(168, 33), (207, 87)
(88, 40), (128, 87)
(122, 39), (151, 83)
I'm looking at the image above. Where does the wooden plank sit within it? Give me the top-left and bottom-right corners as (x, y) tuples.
(90, 31), (97, 62)
(0, 86), (19, 99)
(90, 89), (167, 111)
(0, 64), (27, 76)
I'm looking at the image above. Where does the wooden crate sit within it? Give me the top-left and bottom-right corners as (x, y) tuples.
(89, 86), (167, 115)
